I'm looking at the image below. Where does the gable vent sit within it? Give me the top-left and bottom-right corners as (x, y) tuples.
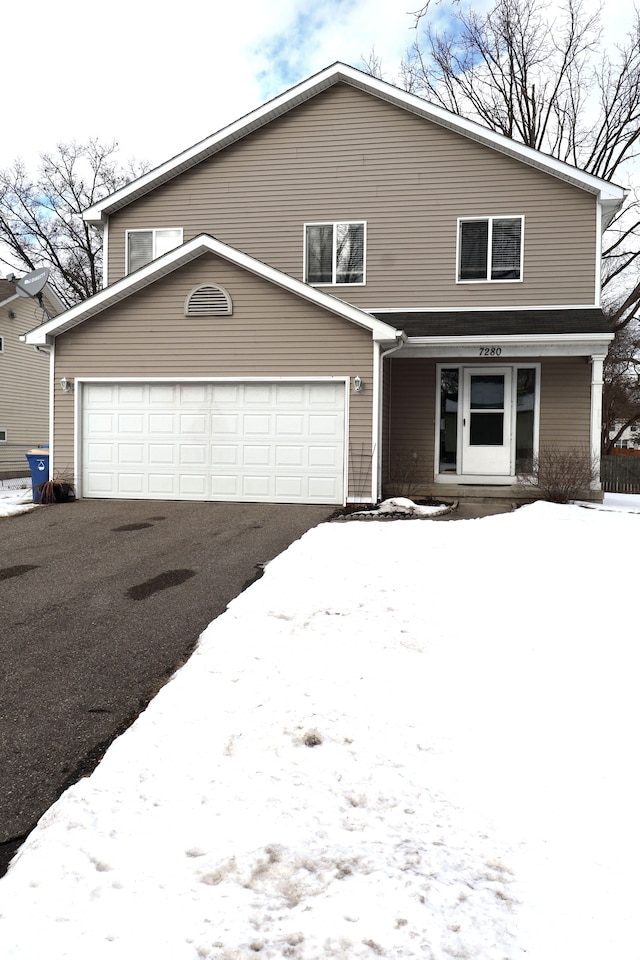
(185, 284), (232, 316)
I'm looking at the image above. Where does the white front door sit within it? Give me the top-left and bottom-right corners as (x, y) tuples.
(461, 367), (512, 475)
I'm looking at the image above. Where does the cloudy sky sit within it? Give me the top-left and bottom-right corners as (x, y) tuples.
(2, 0), (636, 176)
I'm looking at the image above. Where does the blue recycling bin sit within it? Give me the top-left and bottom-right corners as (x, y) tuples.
(25, 450), (49, 504)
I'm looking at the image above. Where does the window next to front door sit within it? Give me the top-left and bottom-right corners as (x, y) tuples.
(457, 217), (523, 281)
(437, 364), (539, 479)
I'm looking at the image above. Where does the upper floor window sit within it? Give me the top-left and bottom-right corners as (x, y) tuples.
(0, 429), (6, 442)
(304, 222), (366, 285)
(458, 217), (523, 282)
(126, 228), (183, 274)
(0, 336), (4, 352)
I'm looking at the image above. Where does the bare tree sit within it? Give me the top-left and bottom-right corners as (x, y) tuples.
(602, 323), (640, 452)
(0, 140), (147, 309)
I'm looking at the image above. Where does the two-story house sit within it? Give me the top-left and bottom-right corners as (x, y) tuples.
(24, 63), (625, 504)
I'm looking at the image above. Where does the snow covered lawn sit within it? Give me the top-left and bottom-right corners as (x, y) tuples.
(1, 499), (638, 959)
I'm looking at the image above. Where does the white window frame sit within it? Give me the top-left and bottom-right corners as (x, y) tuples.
(303, 221), (367, 286)
(456, 216), (524, 283)
(0, 335), (4, 352)
(125, 228), (183, 275)
(0, 429), (7, 442)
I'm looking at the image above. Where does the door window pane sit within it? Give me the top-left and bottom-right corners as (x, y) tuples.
(470, 375), (504, 409)
(470, 412), (504, 446)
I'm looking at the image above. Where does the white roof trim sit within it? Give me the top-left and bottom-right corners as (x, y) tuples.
(82, 63), (626, 227)
(24, 234), (402, 346)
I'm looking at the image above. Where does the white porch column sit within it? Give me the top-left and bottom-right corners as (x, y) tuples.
(590, 354), (606, 489)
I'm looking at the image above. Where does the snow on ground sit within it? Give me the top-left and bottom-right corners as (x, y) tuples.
(0, 483), (35, 518)
(1, 498), (639, 959)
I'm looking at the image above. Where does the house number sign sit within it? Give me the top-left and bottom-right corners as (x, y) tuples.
(479, 346), (502, 357)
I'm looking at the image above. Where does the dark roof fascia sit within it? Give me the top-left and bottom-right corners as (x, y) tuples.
(371, 308), (613, 338)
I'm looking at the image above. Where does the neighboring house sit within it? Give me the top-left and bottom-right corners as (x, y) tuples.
(24, 63), (625, 504)
(611, 424), (640, 451)
(0, 278), (60, 476)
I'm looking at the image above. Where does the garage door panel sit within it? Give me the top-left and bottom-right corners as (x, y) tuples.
(276, 384), (305, 404)
(212, 385), (239, 402)
(211, 475), (240, 496)
(275, 445), (304, 466)
(85, 471), (115, 494)
(308, 445), (339, 467)
(180, 384), (208, 403)
(118, 385), (145, 403)
(118, 443), (145, 464)
(118, 414), (144, 433)
(243, 445), (271, 466)
(149, 444), (175, 464)
(150, 413), (176, 434)
(212, 445), (239, 465)
(244, 384), (272, 403)
(87, 441), (115, 463)
(179, 444), (207, 465)
(82, 381), (345, 504)
(212, 415), (239, 434)
(179, 475), (208, 495)
(149, 384), (175, 403)
(244, 415), (271, 435)
(149, 474), (178, 495)
(118, 473), (145, 494)
(309, 477), (340, 498)
(276, 414), (304, 435)
(87, 413), (114, 433)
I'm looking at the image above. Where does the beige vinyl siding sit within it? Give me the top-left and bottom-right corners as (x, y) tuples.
(539, 357), (591, 448)
(386, 356), (592, 489)
(0, 300), (49, 468)
(53, 253), (374, 499)
(108, 84), (598, 309)
(385, 358), (436, 487)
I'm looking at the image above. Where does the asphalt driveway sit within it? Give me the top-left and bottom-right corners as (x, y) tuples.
(0, 498), (332, 876)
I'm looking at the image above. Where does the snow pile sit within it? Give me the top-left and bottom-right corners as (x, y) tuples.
(0, 485), (35, 518)
(0, 500), (638, 959)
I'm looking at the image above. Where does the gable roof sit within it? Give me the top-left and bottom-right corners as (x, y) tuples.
(23, 234), (402, 346)
(83, 63), (626, 229)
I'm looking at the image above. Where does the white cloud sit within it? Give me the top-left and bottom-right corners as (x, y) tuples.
(1, 0), (418, 171)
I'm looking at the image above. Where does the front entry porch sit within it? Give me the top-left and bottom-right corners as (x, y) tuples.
(382, 354), (603, 502)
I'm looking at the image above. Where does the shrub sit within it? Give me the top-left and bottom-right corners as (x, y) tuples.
(518, 445), (598, 503)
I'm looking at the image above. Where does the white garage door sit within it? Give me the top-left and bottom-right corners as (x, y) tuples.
(81, 381), (346, 504)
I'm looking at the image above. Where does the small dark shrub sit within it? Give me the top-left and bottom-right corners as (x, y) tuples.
(384, 449), (419, 499)
(518, 445), (598, 503)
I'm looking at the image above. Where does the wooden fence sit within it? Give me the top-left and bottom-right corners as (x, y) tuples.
(601, 455), (640, 494)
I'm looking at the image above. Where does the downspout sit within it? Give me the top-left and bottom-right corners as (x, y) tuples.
(374, 335), (406, 501)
